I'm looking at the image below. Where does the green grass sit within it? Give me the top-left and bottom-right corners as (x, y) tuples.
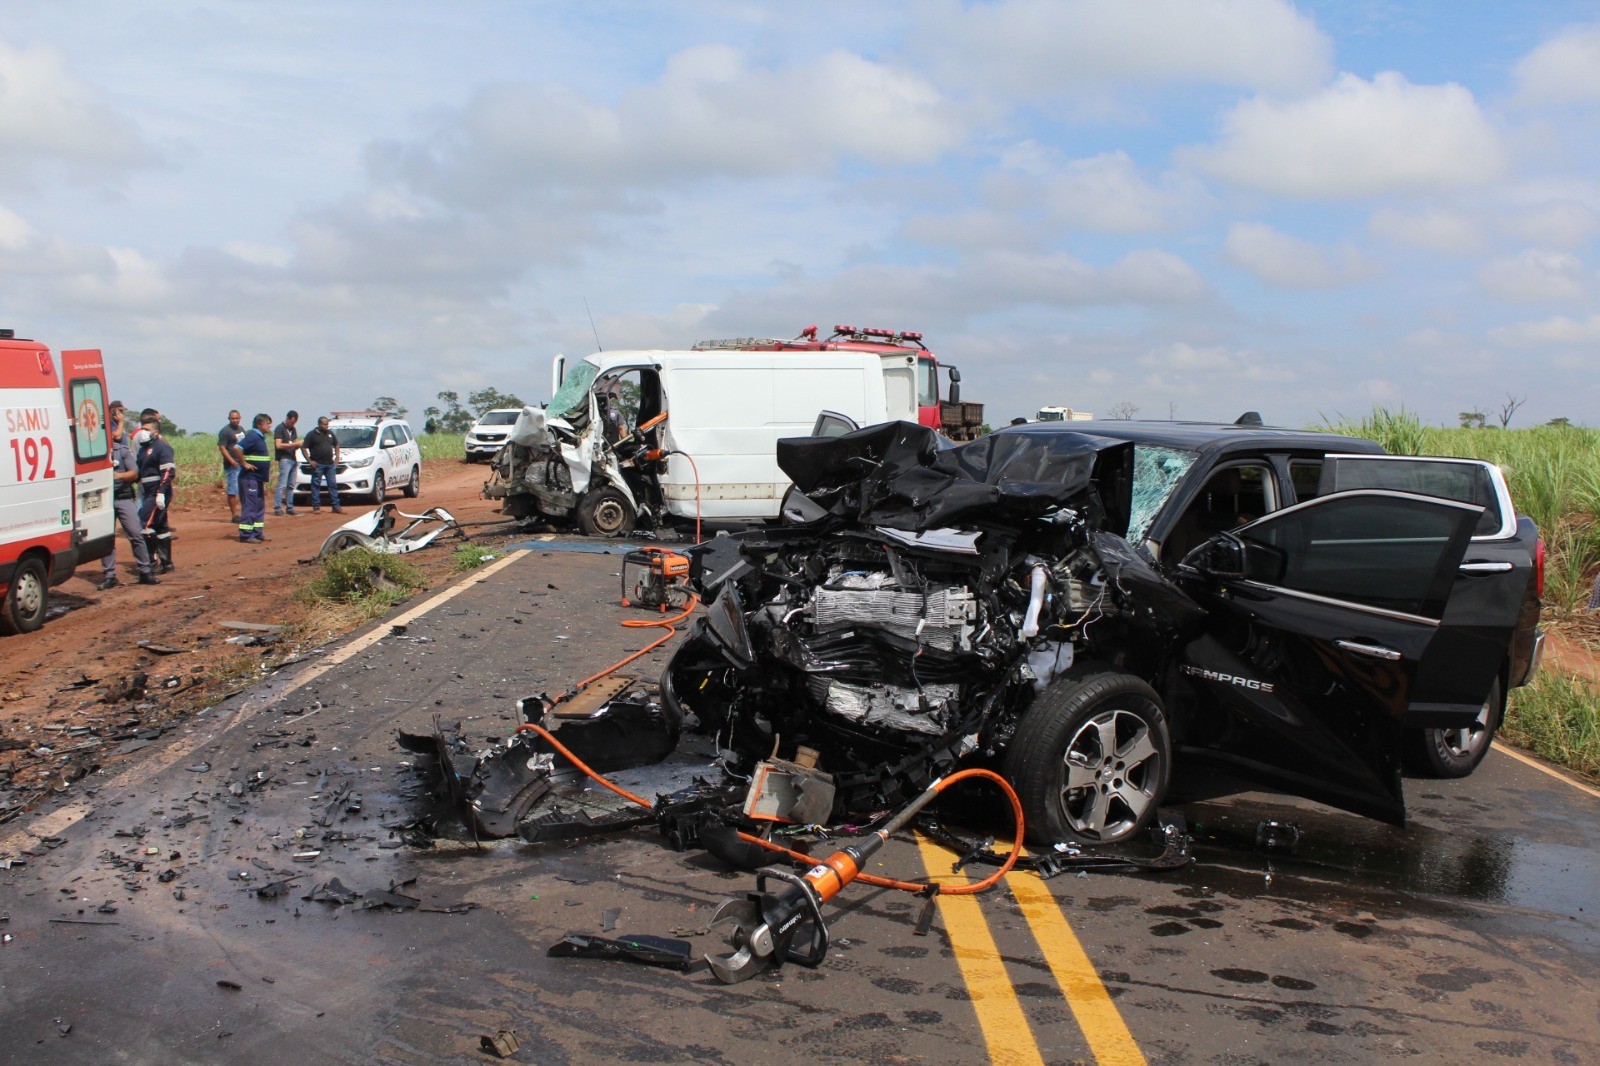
(1325, 410), (1600, 620)
(1504, 672), (1600, 782)
(451, 543), (498, 571)
(419, 432), (466, 461)
(301, 546), (425, 617)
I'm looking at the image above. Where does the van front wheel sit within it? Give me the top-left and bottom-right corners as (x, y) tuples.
(577, 488), (635, 537)
(0, 556), (49, 636)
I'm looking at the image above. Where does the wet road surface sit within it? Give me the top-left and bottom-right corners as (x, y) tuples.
(3, 546), (1598, 1064)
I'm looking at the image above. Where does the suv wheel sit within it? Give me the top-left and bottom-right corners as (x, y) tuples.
(372, 471), (386, 503)
(576, 487), (635, 537)
(1404, 678), (1502, 778)
(403, 466), (420, 498)
(0, 556), (49, 635)
(1004, 670), (1171, 844)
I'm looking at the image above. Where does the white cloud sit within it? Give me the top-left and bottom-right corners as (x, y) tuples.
(0, 36), (153, 183)
(1224, 222), (1374, 288)
(1489, 314), (1600, 348)
(1039, 151), (1202, 233)
(0, 203), (112, 276)
(1514, 24), (1600, 107)
(919, 0), (1331, 96)
(1367, 207), (1484, 256)
(1477, 249), (1588, 303)
(1503, 199), (1600, 249)
(377, 45), (967, 205)
(1187, 72), (1503, 199)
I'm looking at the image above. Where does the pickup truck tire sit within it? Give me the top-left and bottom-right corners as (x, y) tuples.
(0, 555), (49, 636)
(577, 487), (635, 537)
(1404, 678), (1502, 778)
(1005, 670), (1171, 844)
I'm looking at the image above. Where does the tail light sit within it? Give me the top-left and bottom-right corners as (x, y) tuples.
(1534, 537), (1545, 599)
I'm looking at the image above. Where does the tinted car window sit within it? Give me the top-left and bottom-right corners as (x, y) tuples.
(334, 427), (376, 449)
(1323, 458), (1501, 535)
(380, 429), (399, 447)
(1240, 493), (1471, 619)
(1288, 459), (1322, 502)
(480, 410), (520, 426)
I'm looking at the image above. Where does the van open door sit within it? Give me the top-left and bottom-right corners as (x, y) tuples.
(59, 350), (114, 564)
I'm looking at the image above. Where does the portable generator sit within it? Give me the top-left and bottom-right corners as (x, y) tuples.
(620, 548), (691, 612)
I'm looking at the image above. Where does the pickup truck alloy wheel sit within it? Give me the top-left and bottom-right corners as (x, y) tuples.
(577, 487), (636, 537)
(1005, 671), (1171, 844)
(0, 556), (49, 635)
(1405, 678), (1502, 778)
(372, 471), (386, 503)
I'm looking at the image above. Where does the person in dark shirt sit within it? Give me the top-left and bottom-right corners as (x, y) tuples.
(273, 410), (301, 516)
(302, 415), (343, 513)
(136, 414), (178, 572)
(217, 410), (246, 521)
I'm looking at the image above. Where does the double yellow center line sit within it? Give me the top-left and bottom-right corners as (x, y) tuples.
(915, 835), (1146, 1065)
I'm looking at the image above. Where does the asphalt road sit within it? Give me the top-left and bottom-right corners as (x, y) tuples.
(3, 545), (1598, 1065)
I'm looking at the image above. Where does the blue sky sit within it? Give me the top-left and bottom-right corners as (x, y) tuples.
(3, 1), (1600, 433)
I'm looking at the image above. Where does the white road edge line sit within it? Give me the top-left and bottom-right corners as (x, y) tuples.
(1495, 742), (1600, 801)
(1, 549), (530, 855)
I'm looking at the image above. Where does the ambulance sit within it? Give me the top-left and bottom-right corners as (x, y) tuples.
(0, 329), (114, 635)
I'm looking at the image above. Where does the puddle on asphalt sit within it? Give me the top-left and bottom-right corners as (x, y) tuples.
(1181, 799), (1599, 923)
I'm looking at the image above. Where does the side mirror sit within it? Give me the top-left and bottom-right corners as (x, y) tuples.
(947, 365), (962, 405)
(1180, 533), (1286, 584)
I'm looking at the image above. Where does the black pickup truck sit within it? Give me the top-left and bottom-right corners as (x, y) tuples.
(663, 417), (1546, 843)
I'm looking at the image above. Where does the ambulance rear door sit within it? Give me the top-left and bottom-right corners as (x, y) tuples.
(60, 349), (114, 564)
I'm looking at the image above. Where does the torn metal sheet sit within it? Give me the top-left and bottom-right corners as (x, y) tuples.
(546, 933), (692, 971)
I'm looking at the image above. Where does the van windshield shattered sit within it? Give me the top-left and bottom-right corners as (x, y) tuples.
(550, 363), (598, 418)
(333, 426), (377, 449)
(1127, 445), (1195, 539)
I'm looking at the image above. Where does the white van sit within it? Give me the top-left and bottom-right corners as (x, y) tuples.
(1, 330), (114, 634)
(486, 326), (970, 536)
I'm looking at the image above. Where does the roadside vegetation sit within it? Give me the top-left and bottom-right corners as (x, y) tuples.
(1327, 407), (1600, 782)
(452, 543), (498, 571)
(418, 431), (466, 461)
(302, 546), (426, 617)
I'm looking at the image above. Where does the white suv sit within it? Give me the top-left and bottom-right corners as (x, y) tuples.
(464, 408), (522, 461)
(295, 413), (422, 504)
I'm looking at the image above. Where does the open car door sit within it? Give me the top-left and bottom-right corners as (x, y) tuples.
(1175, 489), (1483, 824)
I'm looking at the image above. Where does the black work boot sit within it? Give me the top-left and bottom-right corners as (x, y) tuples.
(97, 574), (120, 591)
(138, 571), (161, 586)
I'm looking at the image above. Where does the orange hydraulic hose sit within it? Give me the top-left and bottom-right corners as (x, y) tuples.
(517, 720), (656, 809)
(567, 593), (699, 691)
(737, 767), (1024, 896)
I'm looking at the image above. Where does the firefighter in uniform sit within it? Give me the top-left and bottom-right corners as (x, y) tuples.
(135, 414), (178, 573)
(232, 413), (274, 542)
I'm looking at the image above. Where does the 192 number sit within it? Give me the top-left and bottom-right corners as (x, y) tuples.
(8, 436), (57, 481)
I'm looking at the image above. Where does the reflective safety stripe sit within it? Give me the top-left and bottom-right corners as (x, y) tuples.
(243, 454), (272, 463)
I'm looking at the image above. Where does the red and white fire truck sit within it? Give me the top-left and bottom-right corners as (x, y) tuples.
(0, 329), (114, 635)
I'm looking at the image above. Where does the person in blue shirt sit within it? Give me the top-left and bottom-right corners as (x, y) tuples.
(231, 413), (274, 543)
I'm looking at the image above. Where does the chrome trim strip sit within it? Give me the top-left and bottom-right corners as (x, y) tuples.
(1237, 580), (1442, 627)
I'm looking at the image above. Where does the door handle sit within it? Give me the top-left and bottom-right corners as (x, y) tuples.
(1458, 561), (1513, 574)
(1335, 639), (1402, 661)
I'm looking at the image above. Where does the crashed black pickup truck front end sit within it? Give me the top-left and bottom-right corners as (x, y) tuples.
(662, 420), (1202, 826)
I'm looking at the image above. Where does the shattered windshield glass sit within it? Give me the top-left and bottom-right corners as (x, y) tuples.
(549, 362), (598, 418)
(1127, 445), (1196, 539)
